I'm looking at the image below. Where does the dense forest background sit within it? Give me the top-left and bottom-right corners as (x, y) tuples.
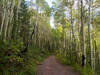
(0, 0), (100, 75)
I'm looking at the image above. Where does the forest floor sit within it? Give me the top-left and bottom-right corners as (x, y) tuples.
(37, 56), (81, 75)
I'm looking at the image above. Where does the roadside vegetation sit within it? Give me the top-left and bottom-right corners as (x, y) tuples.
(0, 0), (100, 75)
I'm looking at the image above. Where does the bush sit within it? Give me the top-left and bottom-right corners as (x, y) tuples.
(0, 39), (25, 74)
(73, 64), (93, 75)
(0, 39), (51, 75)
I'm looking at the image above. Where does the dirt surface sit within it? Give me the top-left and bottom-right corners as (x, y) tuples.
(37, 56), (81, 75)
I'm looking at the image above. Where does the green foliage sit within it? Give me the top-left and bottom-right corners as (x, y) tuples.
(56, 50), (71, 65)
(17, 45), (51, 75)
(73, 64), (93, 75)
(0, 39), (50, 74)
(0, 39), (24, 74)
(0, 0), (100, 75)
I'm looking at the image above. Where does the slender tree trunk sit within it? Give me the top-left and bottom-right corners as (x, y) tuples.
(81, 0), (85, 66)
(34, 0), (39, 45)
(16, 0), (22, 38)
(7, 0), (15, 40)
(0, 10), (6, 37)
(91, 0), (95, 73)
(70, 23), (72, 62)
(0, 0), (6, 37)
(78, 0), (81, 64)
(88, 0), (92, 67)
(4, 14), (9, 40)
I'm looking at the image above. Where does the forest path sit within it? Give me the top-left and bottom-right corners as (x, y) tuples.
(37, 56), (81, 75)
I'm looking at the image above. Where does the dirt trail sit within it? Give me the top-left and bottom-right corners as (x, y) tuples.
(37, 56), (81, 75)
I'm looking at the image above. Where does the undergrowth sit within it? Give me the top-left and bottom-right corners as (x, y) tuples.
(56, 50), (96, 75)
(0, 40), (50, 75)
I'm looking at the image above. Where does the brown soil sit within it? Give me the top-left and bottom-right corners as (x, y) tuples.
(37, 56), (81, 75)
